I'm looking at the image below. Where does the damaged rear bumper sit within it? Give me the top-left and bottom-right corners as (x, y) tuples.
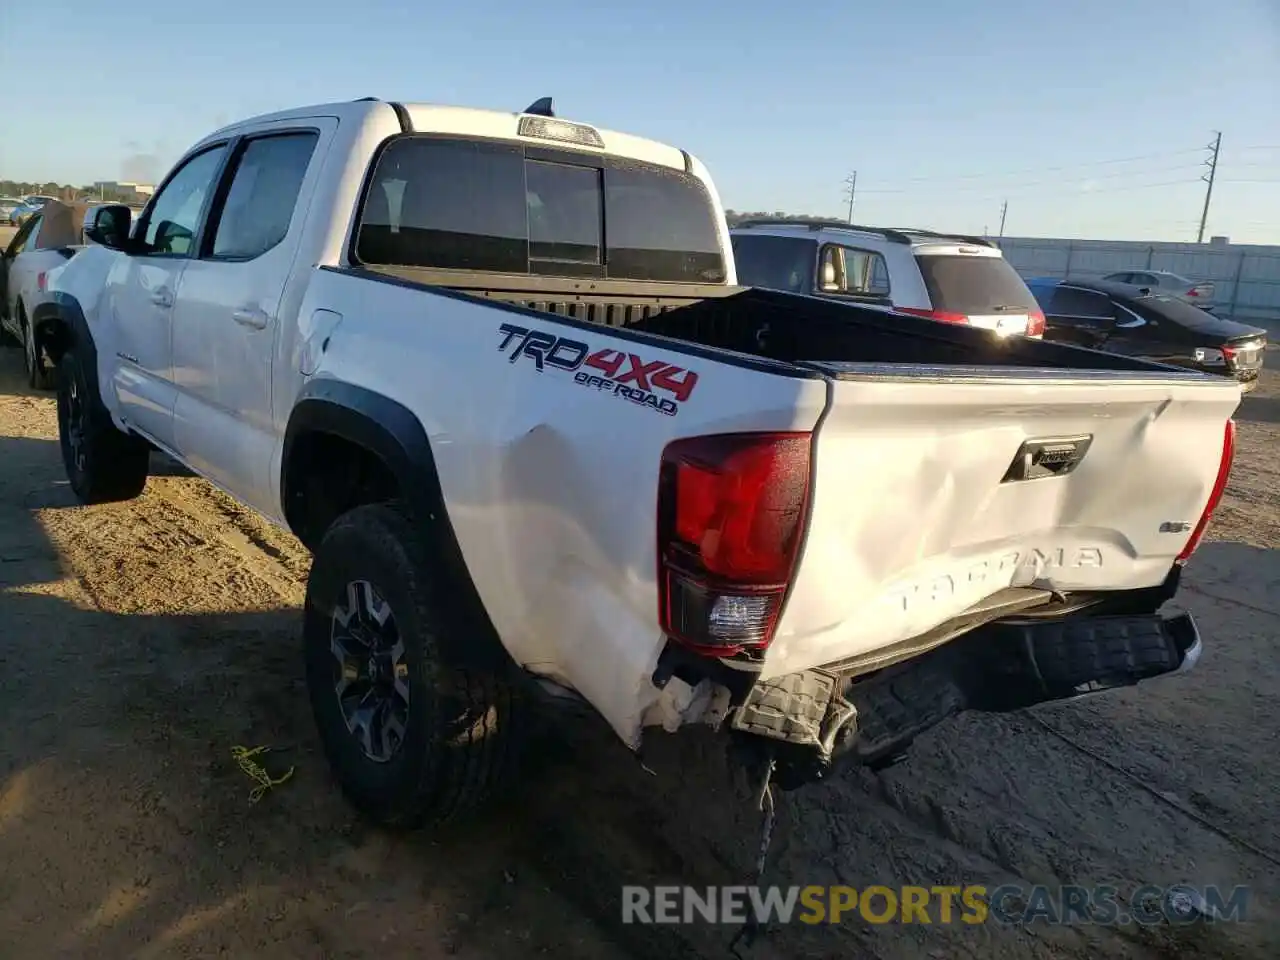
(730, 608), (1202, 788)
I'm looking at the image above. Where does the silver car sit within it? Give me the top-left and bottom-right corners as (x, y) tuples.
(0, 197), (25, 225)
(1101, 270), (1217, 311)
(9, 195), (59, 227)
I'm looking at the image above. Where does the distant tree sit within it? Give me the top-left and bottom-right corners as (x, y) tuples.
(0, 178), (81, 199)
(724, 208), (845, 227)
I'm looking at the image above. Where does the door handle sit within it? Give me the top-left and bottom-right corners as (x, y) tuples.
(150, 289), (173, 308)
(232, 307), (270, 330)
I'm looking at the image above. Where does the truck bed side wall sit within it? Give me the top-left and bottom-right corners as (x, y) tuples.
(361, 266), (1188, 373)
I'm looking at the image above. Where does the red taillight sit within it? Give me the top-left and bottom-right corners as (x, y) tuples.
(1025, 310), (1046, 338)
(897, 306), (969, 325)
(1186, 288), (1200, 297)
(36, 271), (47, 292)
(657, 432), (812, 656)
(1175, 419), (1236, 564)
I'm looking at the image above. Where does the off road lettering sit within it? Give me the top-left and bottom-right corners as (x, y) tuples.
(496, 322), (699, 415)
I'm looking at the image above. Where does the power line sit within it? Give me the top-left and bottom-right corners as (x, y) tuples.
(856, 147), (1206, 187)
(849, 142), (1275, 197)
(858, 163), (1206, 195)
(859, 175), (1204, 198)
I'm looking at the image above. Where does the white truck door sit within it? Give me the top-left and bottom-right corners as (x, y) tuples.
(170, 122), (331, 514)
(108, 144), (229, 450)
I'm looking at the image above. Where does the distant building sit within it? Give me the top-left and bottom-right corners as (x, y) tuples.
(92, 180), (156, 202)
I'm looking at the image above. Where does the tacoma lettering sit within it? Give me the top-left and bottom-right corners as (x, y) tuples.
(885, 547), (1106, 613)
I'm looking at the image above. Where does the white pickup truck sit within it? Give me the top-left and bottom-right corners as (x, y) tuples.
(39, 97), (1240, 827)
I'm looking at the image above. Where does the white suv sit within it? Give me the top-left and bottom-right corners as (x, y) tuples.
(730, 219), (1045, 338)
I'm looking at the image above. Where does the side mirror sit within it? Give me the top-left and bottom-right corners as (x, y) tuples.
(84, 204), (133, 249)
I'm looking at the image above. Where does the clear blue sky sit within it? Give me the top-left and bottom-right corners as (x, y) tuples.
(3, 0), (1278, 242)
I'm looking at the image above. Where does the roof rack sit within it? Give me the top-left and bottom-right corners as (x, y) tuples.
(732, 218), (914, 245)
(886, 227), (996, 248)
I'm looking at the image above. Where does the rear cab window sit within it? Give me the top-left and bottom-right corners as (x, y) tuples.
(914, 252), (1038, 315)
(355, 136), (727, 284)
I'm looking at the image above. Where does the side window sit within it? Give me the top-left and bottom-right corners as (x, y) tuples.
(142, 145), (228, 256)
(869, 255), (891, 295)
(821, 244), (891, 296)
(210, 132), (319, 260)
(1048, 286), (1113, 320)
(24, 216), (44, 251)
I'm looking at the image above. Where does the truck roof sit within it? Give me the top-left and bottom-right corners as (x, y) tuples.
(206, 97), (692, 174)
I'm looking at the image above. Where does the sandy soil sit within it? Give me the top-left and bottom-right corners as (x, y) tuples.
(0, 335), (1277, 959)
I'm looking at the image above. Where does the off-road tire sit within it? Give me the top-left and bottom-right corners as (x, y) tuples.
(304, 501), (523, 829)
(20, 304), (56, 390)
(57, 349), (150, 503)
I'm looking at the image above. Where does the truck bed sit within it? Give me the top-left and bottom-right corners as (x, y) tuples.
(362, 265), (1186, 375)
(311, 262), (1240, 749)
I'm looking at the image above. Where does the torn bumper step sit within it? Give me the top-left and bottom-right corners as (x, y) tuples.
(731, 609), (1201, 783)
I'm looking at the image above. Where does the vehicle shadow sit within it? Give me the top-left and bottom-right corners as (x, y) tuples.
(0, 342), (52, 401)
(1237, 393), (1280, 425)
(0, 430), (773, 960)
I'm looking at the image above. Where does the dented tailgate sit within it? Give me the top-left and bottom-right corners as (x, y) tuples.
(765, 364), (1242, 679)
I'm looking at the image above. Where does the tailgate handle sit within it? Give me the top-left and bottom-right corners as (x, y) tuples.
(1002, 435), (1093, 483)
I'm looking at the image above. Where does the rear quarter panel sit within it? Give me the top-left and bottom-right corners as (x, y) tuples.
(297, 269), (827, 744)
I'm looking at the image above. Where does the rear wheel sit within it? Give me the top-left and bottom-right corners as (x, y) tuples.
(304, 502), (523, 829)
(57, 348), (151, 503)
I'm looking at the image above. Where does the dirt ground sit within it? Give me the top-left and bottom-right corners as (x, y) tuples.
(0, 320), (1278, 959)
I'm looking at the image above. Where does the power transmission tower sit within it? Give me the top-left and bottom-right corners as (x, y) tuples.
(998, 200), (1008, 238)
(1197, 132), (1222, 243)
(843, 171), (857, 223)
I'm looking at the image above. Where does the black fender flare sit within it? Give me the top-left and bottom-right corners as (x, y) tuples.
(31, 291), (91, 362)
(32, 292), (99, 391)
(282, 380), (509, 670)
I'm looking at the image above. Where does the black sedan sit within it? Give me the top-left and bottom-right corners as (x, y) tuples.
(1025, 277), (1268, 392)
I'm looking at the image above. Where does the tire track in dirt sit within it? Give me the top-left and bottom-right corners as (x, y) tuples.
(147, 479), (309, 607)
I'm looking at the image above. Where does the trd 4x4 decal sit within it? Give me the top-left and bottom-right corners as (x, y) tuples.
(496, 322), (699, 417)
